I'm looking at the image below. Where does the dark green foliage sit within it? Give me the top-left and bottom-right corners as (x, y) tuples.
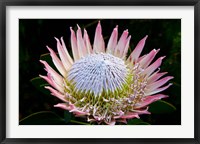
(19, 111), (90, 125)
(128, 119), (150, 125)
(149, 100), (176, 114)
(30, 77), (50, 95)
(64, 111), (72, 123)
(19, 111), (66, 125)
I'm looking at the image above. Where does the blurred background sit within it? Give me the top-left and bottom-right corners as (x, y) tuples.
(19, 19), (181, 125)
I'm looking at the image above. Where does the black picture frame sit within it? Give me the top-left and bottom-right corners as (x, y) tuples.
(0, 0), (199, 144)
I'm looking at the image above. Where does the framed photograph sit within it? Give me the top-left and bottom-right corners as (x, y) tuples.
(0, 0), (199, 144)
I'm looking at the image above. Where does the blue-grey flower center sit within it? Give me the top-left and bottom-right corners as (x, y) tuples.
(67, 53), (128, 96)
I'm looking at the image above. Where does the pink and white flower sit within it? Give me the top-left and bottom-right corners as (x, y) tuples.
(40, 21), (173, 125)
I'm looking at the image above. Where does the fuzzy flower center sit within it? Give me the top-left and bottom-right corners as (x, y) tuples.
(64, 54), (148, 123)
(67, 53), (128, 96)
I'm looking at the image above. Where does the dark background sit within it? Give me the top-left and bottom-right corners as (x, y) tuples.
(19, 19), (181, 125)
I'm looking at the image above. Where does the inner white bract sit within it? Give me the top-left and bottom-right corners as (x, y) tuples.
(67, 53), (128, 96)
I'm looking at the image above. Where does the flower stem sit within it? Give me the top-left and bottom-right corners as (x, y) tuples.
(69, 120), (91, 125)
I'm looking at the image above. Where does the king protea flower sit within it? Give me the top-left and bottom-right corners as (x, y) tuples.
(40, 21), (173, 125)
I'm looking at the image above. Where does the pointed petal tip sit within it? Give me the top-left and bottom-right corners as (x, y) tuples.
(77, 24), (80, 29)
(164, 71), (168, 74)
(44, 86), (51, 89)
(156, 48), (160, 53)
(161, 56), (166, 59)
(157, 94), (169, 99)
(98, 20), (101, 26)
(46, 46), (52, 52)
(144, 109), (151, 114)
(46, 46), (53, 52)
(140, 35), (148, 42)
(157, 56), (165, 62)
(128, 35), (131, 40)
(53, 104), (59, 108)
(39, 60), (45, 64)
(113, 25), (118, 32)
(39, 74), (44, 78)
(163, 95), (169, 98)
(113, 28), (118, 33)
(96, 21), (102, 30)
(54, 37), (59, 41)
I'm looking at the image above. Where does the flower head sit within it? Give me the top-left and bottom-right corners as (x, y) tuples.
(40, 21), (173, 125)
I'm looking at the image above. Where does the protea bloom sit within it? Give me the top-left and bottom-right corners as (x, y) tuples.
(40, 21), (173, 125)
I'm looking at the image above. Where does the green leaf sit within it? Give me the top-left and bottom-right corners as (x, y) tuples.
(128, 118), (150, 125)
(30, 77), (50, 95)
(19, 111), (65, 125)
(40, 53), (52, 64)
(64, 111), (72, 123)
(136, 122), (150, 125)
(69, 120), (91, 125)
(149, 100), (176, 114)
